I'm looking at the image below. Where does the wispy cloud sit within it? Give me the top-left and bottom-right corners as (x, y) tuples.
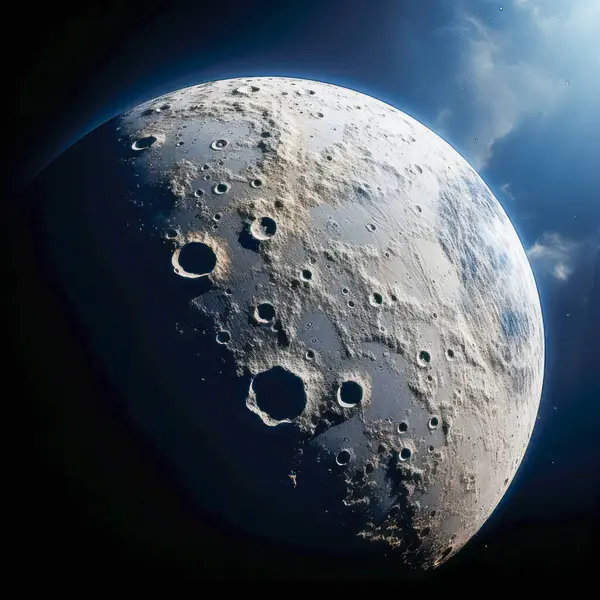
(435, 107), (452, 127)
(449, 0), (600, 169)
(527, 231), (599, 282)
(455, 11), (561, 168)
(500, 182), (516, 201)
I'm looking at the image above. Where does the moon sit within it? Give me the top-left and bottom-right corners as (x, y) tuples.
(34, 76), (544, 569)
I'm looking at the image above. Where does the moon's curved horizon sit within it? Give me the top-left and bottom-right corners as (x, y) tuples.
(33, 76), (544, 570)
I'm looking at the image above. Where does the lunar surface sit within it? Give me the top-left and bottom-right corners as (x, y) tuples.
(33, 76), (544, 569)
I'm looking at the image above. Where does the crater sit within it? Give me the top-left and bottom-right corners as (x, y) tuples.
(253, 302), (276, 324)
(211, 139), (228, 150)
(400, 447), (411, 461)
(251, 366), (307, 421)
(370, 292), (383, 306)
(337, 380), (363, 408)
(336, 449), (351, 466)
(435, 546), (453, 565)
(250, 217), (277, 240)
(216, 331), (231, 344)
(213, 183), (230, 195)
(131, 135), (157, 151)
(178, 242), (217, 276)
(418, 350), (431, 365)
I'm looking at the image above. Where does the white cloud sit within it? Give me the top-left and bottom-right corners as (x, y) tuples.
(452, 0), (600, 169)
(456, 14), (562, 168)
(500, 182), (516, 201)
(435, 107), (452, 125)
(527, 231), (599, 282)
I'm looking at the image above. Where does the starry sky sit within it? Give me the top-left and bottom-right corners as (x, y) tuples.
(11, 0), (599, 585)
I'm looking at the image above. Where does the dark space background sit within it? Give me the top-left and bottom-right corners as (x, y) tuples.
(9, 0), (599, 585)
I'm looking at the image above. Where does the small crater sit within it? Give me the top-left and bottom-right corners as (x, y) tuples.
(250, 178), (263, 188)
(436, 547), (453, 564)
(447, 348), (455, 359)
(400, 447), (411, 461)
(210, 139), (228, 150)
(216, 331), (230, 344)
(194, 189), (205, 197)
(418, 350), (431, 365)
(213, 213), (222, 221)
(337, 381), (363, 408)
(160, 104), (170, 110)
(131, 136), (157, 151)
(366, 223), (376, 232)
(347, 300), (355, 308)
(428, 445), (435, 452)
(420, 527), (431, 537)
(250, 217), (277, 240)
(336, 449), (351, 466)
(430, 510), (436, 518)
(326, 155), (333, 161)
(213, 183), (230, 195)
(178, 242), (217, 276)
(342, 287), (349, 295)
(176, 141), (184, 147)
(165, 228), (178, 239)
(365, 462), (374, 474)
(204, 174), (211, 180)
(305, 349), (316, 360)
(415, 205), (422, 213)
(301, 269), (312, 281)
(398, 421), (409, 433)
(370, 292), (383, 306)
(428, 416), (439, 430)
(252, 366), (306, 421)
(202, 164), (210, 171)
(254, 302), (275, 324)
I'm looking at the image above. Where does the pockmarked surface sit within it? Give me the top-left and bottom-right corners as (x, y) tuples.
(37, 77), (544, 569)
